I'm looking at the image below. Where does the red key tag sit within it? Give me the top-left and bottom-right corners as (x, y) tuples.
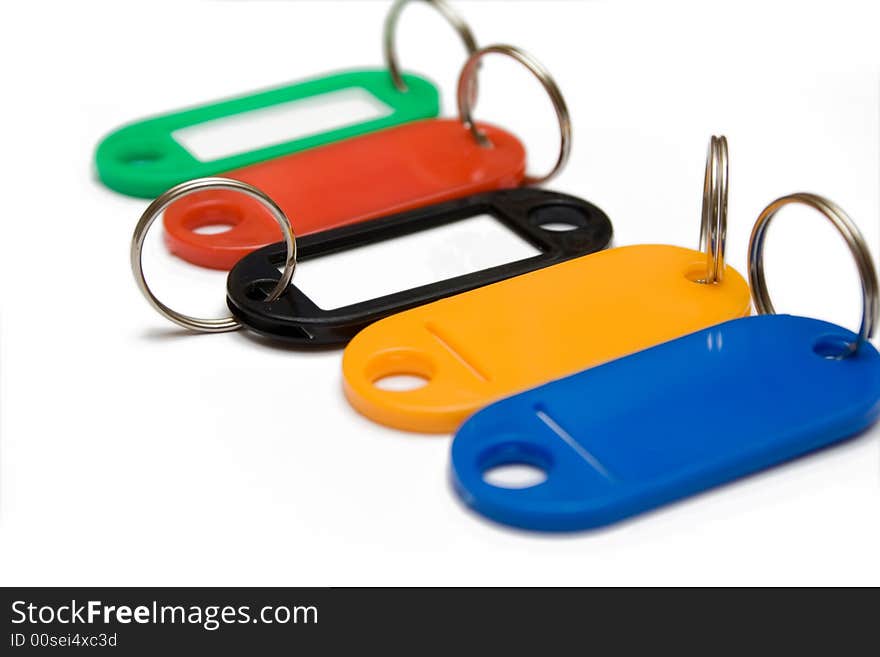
(163, 119), (526, 269)
(163, 44), (571, 270)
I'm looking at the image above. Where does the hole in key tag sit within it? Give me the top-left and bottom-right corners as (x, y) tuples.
(162, 43), (572, 270)
(225, 188), (613, 346)
(450, 193), (880, 531)
(131, 178), (298, 333)
(94, 0), (483, 198)
(342, 136), (751, 433)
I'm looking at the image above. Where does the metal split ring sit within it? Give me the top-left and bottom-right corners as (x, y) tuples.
(384, 0), (478, 93)
(456, 44), (572, 186)
(130, 177), (297, 333)
(748, 192), (879, 356)
(698, 135), (728, 284)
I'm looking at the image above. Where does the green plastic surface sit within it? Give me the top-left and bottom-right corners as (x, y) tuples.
(95, 70), (440, 198)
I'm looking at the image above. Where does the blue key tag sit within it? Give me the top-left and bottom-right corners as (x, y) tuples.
(451, 193), (880, 531)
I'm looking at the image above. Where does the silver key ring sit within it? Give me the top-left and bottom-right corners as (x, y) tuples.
(384, 0), (478, 93)
(748, 192), (879, 356)
(130, 177), (297, 333)
(698, 135), (728, 284)
(457, 44), (572, 186)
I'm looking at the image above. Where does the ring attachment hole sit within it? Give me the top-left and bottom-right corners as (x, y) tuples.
(478, 441), (551, 490)
(813, 335), (856, 360)
(684, 262), (713, 285)
(245, 280), (285, 302)
(172, 193), (251, 237)
(482, 463), (547, 489)
(373, 373), (430, 391)
(539, 222), (578, 232)
(122, 151), (163, 166)
(193, 223), (235, 235)
(529, 204), (589, 234)
(365, 349), (435, 393)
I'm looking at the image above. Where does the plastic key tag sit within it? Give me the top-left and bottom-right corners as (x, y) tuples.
(96, 71), (439, 199)
(226, 188), (613, 346)
(163, 119), (526, 270)
(343, 243), (751, 432)
(94, 0), (481, 198)
(161, 43), (573, 270)
(342, 137), (751, 433)
(451, 193), (880, 531)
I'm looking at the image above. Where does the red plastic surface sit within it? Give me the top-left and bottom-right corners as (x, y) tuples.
(163, 119), (526, 269)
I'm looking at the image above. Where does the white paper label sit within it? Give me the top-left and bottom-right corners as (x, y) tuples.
(172, 87), (394, 161)
(290, 215), (542, 310)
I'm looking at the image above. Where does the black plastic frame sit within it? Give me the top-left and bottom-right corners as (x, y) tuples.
(226, 188), (613, 347)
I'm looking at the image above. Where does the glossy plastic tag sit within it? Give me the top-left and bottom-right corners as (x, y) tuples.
(451, 315), (880, 531)
(163, 118), (526, 270)
(95, 71), (439, 198)
(342, 245), (751, 433)
(226, 189), (613, 346)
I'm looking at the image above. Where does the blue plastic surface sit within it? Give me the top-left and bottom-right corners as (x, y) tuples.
(451, 315), (880, 531)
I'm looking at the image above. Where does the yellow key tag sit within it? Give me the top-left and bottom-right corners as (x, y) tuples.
(344, 137), (751, 432)
(342, 244), (751, 433)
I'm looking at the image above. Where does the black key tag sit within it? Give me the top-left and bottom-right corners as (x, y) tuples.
(226, 188), (613, 346)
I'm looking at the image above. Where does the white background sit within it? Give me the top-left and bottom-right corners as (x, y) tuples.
(0, 0), (879, 586)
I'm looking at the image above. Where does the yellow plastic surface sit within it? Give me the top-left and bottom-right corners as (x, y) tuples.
(342, 245), (752, 434)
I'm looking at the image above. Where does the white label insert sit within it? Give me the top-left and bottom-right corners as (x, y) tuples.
(290, 215), (542, 310)
(172, 87), (394, 161)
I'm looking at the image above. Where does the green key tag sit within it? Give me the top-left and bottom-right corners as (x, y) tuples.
(95, 70), (439, 198)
